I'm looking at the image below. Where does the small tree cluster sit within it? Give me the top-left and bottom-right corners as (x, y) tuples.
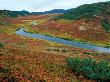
(67, 58), (110, 82)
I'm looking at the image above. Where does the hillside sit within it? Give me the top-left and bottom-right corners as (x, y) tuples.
(55, 1), (110, 20)
(0, 10), (30, 19)
(0, 9), (67, 19)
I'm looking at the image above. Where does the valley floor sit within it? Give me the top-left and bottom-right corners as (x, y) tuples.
(23, 15), (110, 48)
(0, 15), (110, 82)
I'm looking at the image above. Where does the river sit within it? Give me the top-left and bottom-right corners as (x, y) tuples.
(15, 28), (110, 53)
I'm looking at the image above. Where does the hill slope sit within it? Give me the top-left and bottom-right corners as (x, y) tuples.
(55, 1), (110, 20)
(0, 10), (30, 19)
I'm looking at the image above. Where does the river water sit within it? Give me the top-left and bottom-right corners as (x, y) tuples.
(16, 28), (110, 53)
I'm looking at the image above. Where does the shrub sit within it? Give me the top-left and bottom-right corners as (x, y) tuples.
(0, 67), (17, 82)
(0, 67), (9, 74)
(67, 58), (110, 82)
(0, 43), (4, 48)
(101, 19), (110, 33)
(8, 77), (17, 82)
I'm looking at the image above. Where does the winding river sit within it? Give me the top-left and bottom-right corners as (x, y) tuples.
(16, 28), (110, 53)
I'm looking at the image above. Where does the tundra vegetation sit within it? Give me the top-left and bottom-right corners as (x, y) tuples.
(1, 1), (110, 82)
(67, 58), (110, 82)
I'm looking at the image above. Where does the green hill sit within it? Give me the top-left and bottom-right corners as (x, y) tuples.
(0, 10), (30, 19)
(55, 1), (110, 20)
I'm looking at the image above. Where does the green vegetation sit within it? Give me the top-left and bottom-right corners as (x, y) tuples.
(0, 67), (9, 74)
(1, 1), (110, 81)
(101, 19), (110, 32)
(105, 43), (110, 48)
(54, 1), (110, 20)
(0, 66), (17, 81)
(0, 10), (30, 18)
(0, 43), (4, 48)
(0, 20), (11, 26)
(24, 27), (39, 34)
(67, 58), (110, 82)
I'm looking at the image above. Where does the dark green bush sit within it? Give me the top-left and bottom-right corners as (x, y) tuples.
(0, 43), (4, 48)
(67, 58), (110, 82)
(0, 67), (9, 74)
(8, 77), (17, 82)
(101, 19), (110, 32)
